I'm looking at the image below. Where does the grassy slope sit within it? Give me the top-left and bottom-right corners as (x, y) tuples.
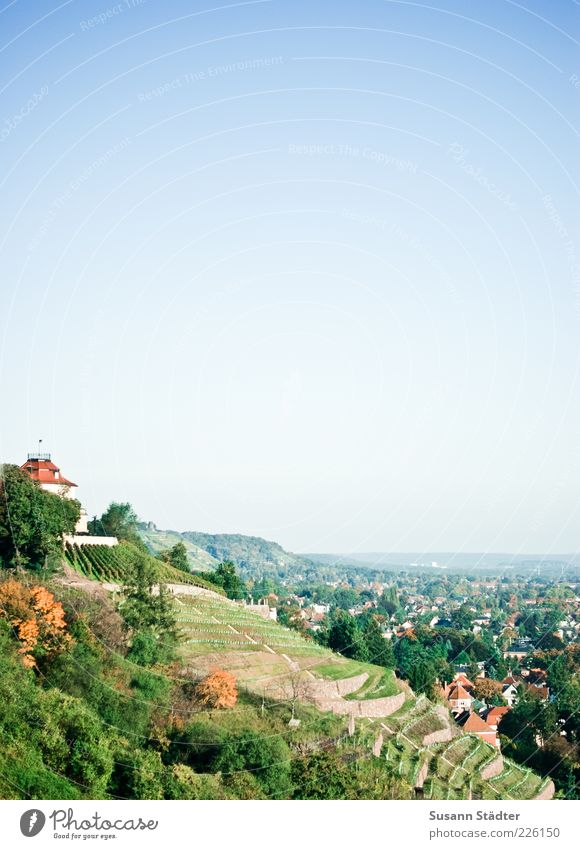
(50, 561), (548, 801)
(170, 592), (547, 799)
(139, 528), (219, 572)
(139, 526), (316, 574)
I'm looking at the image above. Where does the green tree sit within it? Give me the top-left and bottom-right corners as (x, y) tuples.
(0, 464), (80, 568)
(97, 502), (144, 546)
(209, 561), (247, 600)
(158, 541), (189, 573)
(360, 615), (395, 668)
(291, 750), (359, 799)
(37, 690), (113, 797)
(326, 610), (367, 660)
(212, 731), (293, 798)
(120, 547), (177, 665)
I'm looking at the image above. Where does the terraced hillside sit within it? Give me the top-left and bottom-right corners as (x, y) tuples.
(64, 542), (221, 592)
(174, 591), (404, 712)
(376, 695), (554, 800)
(57, 556), (551, 801)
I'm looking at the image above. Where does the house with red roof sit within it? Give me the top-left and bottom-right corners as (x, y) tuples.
(446, 683), (473, 714)
(21, 452), (88, 534)
(525, 683), (550, 701)
(21, 450), (116, 547)
(458, 711), (500, 748)
(483, 705), (511, 731)
(453, 672), (474, 691)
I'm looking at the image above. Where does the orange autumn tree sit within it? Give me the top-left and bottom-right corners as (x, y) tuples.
(0, 578), (72, 668)
(195, 668), (238, 709)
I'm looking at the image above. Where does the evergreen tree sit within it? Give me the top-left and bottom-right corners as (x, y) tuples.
(361, 616), (395, 668)
(120, 548), (177, 665)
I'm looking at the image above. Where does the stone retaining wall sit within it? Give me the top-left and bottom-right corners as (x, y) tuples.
(315, 691), (405, 718)
(423, 727), (454, 746)
(305, 672), (369, 700)
(415, 760), (429, 789)
(534, 780), (555, 800)
(480, 755), (503, 780)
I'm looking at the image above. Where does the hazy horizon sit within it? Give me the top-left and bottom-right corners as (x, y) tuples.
(1, 1), (579, 555)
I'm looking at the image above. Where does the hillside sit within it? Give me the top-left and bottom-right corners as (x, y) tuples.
(139, 526), (317, 576)
(170, 586), (552, 800)
(63, 541), (222, 593)
(138, 526), (220, 572)
(0, 546), (552, 800)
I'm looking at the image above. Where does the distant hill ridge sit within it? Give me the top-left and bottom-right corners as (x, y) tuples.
(139, 525), (316, 574)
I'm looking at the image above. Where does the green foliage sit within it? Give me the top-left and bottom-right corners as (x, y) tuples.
(325, 610), (368, 660)
(109, 744), (165, 800)
(291, 749), (413, 800)
(204, 561), (247, 600)
(96, 502), (145, 548)
(394, 637), (446, 697)
(119, 548), (178, 665)
(34, 690), (114, 796)
(360, 614), (395, 668)
(158, 541), (189, 573)
(0, 464), (80, 569)
(320, 610), (395, 668)
(211, 731), (293, 798)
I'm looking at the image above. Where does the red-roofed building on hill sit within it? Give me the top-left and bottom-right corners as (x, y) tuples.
(20, 451), (116, 547)
(525, 683), (550, 701)
(21, 452), (89, 534)
(459, 711), (500, 748)
(22, 454), (78, 494)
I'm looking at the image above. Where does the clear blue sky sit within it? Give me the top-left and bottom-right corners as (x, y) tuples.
(0, 0), (579, 555)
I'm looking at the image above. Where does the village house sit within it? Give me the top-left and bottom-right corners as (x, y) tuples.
(503, 638), (533, 661)
(452, 672), (475, 691)
(22, 452), (89, 534)
(482, 705), (511, 731)
(458, 711), (500, 749)
(502, 682), (519, 708)
(445, 682), (473, 714)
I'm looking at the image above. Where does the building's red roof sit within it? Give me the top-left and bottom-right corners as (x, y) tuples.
(21, 457), (77, 488)
(454, 672), (474, 689)
(462, 712), (495, 734)
(448, 684), (472, 702)
(485, 706), (510, 724)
